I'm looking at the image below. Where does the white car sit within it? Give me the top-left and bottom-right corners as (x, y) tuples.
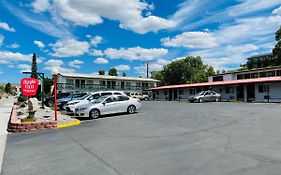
(64, 91), (126, 113)
(75, 95), (142, 118)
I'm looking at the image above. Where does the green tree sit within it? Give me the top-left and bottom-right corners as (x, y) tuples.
(151, 70), (164, 85)
(98, 70), (105, 75)
(273, 25), (281, 65)
(162, 56), (215, 85)
(122, 72), (127, 77)
(31, 53), (38, 78)
(5, 83), (12, 94)
(108, 68), (118, 76)
(44, 77), (53, 95)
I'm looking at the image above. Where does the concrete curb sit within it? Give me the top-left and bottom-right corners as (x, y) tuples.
(57, 119), (81, 129)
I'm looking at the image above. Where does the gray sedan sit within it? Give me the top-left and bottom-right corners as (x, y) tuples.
(188, 91), (221, 103)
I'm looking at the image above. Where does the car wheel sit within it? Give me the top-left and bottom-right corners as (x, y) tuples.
(89, 109), (100, 119)
(199, 98), (203, 103)
(144, 97), (148, 101)
(127, 105), (136, 114)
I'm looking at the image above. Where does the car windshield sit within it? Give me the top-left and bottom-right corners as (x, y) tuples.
(94, 96), (109, 103)
(195, 91), (205, 96)
(79, 94), (90, 100)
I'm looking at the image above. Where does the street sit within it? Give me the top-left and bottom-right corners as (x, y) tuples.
(2, 101), (281, 175)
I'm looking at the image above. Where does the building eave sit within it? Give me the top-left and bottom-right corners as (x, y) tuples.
(147, 76), (281, 91)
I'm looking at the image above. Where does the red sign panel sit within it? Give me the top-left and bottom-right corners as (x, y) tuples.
(20, 78), (39, 96)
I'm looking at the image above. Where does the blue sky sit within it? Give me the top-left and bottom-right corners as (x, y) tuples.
(0, 0), (281, 83)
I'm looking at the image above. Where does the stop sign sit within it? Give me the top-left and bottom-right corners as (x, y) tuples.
(20, 78), (39, 96)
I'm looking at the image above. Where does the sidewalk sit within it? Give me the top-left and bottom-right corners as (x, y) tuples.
(0, 97), (15, 174)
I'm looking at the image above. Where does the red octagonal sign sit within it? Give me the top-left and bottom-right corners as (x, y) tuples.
(20, 78), (39, 97)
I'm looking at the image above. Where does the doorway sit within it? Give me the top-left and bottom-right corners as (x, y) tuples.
(236, 85), (244, 101)
(169, 89), (173, 101)
(247, 84), (255, 102)
(173, 89), (178, 100)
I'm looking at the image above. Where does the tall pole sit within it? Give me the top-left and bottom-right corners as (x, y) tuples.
(53, 74), (58, 121)
(146, 62), (150, 78)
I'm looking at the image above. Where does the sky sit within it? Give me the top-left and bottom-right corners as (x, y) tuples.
(0, 0), (281, 83)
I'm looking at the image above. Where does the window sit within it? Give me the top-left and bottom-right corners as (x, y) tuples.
(258, 85), (270, 93)
(189, 89), (195, 95)
(267, 71), (275, 77)
(244, 74), (250, 79)
(156, 91), (159, 95)
(259, 72), (267, 77)
(164, 91), (168, 95)
(118, 96), (129, 101)
(225, 87), (234, 94)
(219, 88), (223, 92)
(213, 76), (223, 82)
(237, 74), (243, 80)
(277, 70), (281, 76)
(250, 73), (258, 78)
(88, 94), (101, 100)
(101, 92), (112, 96)
(179, 90), (184, 95)
(105, 97), (114, 103)
(66, 79), (74, 84)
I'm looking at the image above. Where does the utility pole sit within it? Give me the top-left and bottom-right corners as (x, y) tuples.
(145, 61), (150, 78)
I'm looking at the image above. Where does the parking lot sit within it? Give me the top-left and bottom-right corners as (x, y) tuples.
(2, 101), (281, 175)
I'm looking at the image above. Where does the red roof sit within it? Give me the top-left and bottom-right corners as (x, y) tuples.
(147, 76), (281, 90)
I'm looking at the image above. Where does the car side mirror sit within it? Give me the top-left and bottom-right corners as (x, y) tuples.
(102, 102), (106, 105)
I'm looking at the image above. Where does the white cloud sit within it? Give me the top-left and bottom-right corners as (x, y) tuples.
(8, 64), (15, 68)
(0, 51), (35, 64)
(273, 6), (281, 16)
(34, 40), (45, 49)
(89, 49), (104, 56)
(225, 44), (259, 54)
(30, 0), (175, 34)
(94, 57), (108, 64)
(0, 22), (15, 32)
(17, 64), (31, 73)
(115, 64), (130, 71)
(0, 35), (3, 46)
(31, 0), (50, 13)
(90, 35), (103, 47)
(49, 39), (89, 57)
(44, 59), (74, 73)
(104, 47), (168, 61)
(161, 32), (218, 49)
(68, 59), (84, 68)
(7, 43), (20, 49)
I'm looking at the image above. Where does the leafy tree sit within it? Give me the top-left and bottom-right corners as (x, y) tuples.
(273, 25), (281, 65)
(44, 77), (53, 95)
(151, 70), (164, 85)
(108, 68), (118, 76)
(31, 53), (38, 78)
(122, 72), (127, 77)
(161, 56), (215, 85)
(98, 70), (105, 75)
(5, 83), (12, 94)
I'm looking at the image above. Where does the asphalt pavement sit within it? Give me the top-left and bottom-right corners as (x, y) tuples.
(2, 101), (281, 175)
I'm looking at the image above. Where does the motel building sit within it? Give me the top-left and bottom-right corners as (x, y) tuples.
(56, 72), (160, 93)
(148, 66), (281, 103)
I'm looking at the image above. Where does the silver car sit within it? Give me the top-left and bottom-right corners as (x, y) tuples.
(188, 91), (221, 103)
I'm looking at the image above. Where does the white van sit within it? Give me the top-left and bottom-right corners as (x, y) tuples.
(64, 91), (126, 113)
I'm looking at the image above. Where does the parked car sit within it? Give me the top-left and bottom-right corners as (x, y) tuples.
(57, 93), (88, 109)
(188, 91), (221, 103)
(44, 92), (72, 107)
(64, 91), (126, 113)
(75, 95), (142, 118)
(129, 92), (149, 101)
